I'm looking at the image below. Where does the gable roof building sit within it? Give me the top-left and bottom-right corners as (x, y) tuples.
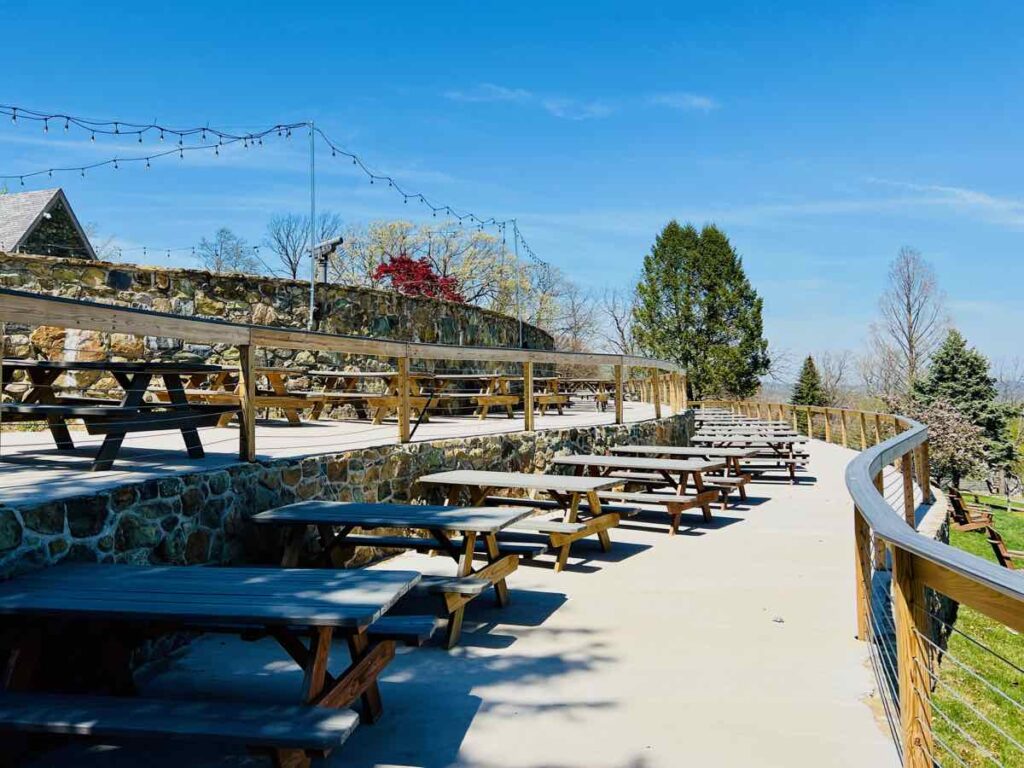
(0, 188), (96, 259)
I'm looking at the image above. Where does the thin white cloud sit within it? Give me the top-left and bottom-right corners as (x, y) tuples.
(648, 92), (720, 113)
(443, 83), (532, 103)
(444, 83), (613, 120)
(541, 98), (613, 121)
(867, 178), (1024, 228)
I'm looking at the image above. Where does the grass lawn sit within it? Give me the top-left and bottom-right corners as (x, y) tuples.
(933, 505), (1024, 766)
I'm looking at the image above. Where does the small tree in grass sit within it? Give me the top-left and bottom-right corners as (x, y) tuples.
(791, 355), (826, 433)
(901, 399), (987, 488)
(911, 329), (1017, 478)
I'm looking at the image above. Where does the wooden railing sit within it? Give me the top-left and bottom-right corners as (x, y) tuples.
(701, 400), (1024, 766)
(0, 287), (688, 458)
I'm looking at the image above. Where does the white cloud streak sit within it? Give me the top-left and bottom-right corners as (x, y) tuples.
(648, 92), (720, 113)
(444, 83), (614, 121)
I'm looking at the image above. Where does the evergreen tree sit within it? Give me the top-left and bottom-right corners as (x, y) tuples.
(791, 355), (827, 406)
(633, 221), (769, 399)
(912, 329), (1016, 472)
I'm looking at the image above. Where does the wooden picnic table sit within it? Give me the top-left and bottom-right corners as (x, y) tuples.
(0, 563), (420, 763)
(416, 470), (622, 571)
(610, 444), (758, 476)
(252, 501), (535, 648)
(432, 373), (521, 419)
(0, 359), (237, 471)
(307, 369), (438, 423)
(550, 454), (725, 495)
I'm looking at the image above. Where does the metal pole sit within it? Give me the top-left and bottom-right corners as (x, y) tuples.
(512, 220), (523, 348)
(307, 120), (316, 331)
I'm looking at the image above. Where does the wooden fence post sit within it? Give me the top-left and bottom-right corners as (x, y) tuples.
(839, 410), (849, 448)
(854, 506), (871, 641)
(681, 372), (688, 411)
(652, 369), (662, 419)
(397, 356), (411, 444)
(823, 408), (832, 443)
(859, 411), (868, 450)
(891, 547), (935, 767)
(873, 471), (888, 570)
(791, 405), (798, 431)
(874, 414), (883, 445)
(237, 344), (256, 462)
(916, 441), (933, 503)
(901, 454), (916, 526)
(523, 361), (535, 432)
(614, 364), (624, 424)
(806, 407), (813, 438)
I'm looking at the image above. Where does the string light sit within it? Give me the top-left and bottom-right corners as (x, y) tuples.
(0, 103), (549, 267)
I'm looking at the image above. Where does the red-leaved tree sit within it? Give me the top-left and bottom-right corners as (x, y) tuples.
(372, 253), (465, 302)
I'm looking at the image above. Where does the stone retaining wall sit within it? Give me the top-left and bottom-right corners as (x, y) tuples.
(0, 413), (693, 577)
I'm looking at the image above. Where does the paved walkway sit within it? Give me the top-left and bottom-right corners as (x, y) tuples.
(28, 439), (897, 768)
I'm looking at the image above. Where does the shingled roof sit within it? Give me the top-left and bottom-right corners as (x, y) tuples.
(0, 187), (96, 259)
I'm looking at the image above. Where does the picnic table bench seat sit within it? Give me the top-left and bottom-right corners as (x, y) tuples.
(366, 614), (441, 647)
(478, 495), (641, 518)
(0, 691), (361, 760)
(594, 489), (719, 533)
(334, 533), (546, 559)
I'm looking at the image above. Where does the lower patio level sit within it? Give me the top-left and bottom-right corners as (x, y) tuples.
(25, 438), (898, 768)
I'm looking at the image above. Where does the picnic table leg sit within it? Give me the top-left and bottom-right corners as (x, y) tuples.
(25, 369), (75, 450)
(163, 373), (205, 458)
(553, 492), (582, 571)
(483, 533), (511, 607)
(445, 532), (478, 648)
(586, 491), (613, 552)
(268, 372), (302, 425)
(91, 372), (153, 471)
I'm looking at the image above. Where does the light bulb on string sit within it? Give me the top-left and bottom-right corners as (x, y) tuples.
(159, 129), (164, 141)
(113, 159), (118, 170)
(178, 148), (184, 159)
(145, 158), (151, 169)
(42, 119), (48, 133)
(19, 176), (23, 186)
(114, 122), (119, 134)
(63, 119), (69, 132)
(137, 133), (142, 143)
(10, 108), (16, 123)
(90, 132), (95, 141)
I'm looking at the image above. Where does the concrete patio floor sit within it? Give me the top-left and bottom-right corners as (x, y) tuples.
(26, 439), (898, 768)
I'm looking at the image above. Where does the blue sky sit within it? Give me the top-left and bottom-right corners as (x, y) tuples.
(3, 0), (1023, 368)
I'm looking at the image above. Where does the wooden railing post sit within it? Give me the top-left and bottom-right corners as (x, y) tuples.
(680, 372), (688, 411)
(854, 506), (871, 641)
(614, 364), (624, 424)
(397, 356), (411, 443)
(523, 361), (535, 432)
(874, 414), (883, 444)
(806, 407), (813, 438)
(901, 454), (916, 526)
(823, 408), (832, 443)
(916, 441), (933, 503)
(839, 410), (849, 448)
(872, 471), (888, 570)
(859, 411), (868, 450)
(891, 547), (935, 766)
(237, 344), (256, 462)
(791, 405), (798, 431)
(652, 369), (662, 419)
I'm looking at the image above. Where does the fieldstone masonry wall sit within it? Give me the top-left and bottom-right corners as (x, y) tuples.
(0, 251), (552, 374)
(0, 414), (693, 577)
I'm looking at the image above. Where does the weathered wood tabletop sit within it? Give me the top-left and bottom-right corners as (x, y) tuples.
(416, 470), (622, 571)
(0, 563), (419, 628)
(551, 454), (725, 494)
(252, 500), (535, 533)
(252, 501), (535, 647)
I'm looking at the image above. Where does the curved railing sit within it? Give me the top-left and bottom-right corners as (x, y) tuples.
(701, 400), (1024, 767)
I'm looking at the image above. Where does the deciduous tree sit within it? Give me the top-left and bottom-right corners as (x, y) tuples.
(196, 228), (259, 274)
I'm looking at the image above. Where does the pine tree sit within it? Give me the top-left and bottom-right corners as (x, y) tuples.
(912, 329), (1016, 472)
(633, 221), (769, 399)
(791, 355), (826, 406)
